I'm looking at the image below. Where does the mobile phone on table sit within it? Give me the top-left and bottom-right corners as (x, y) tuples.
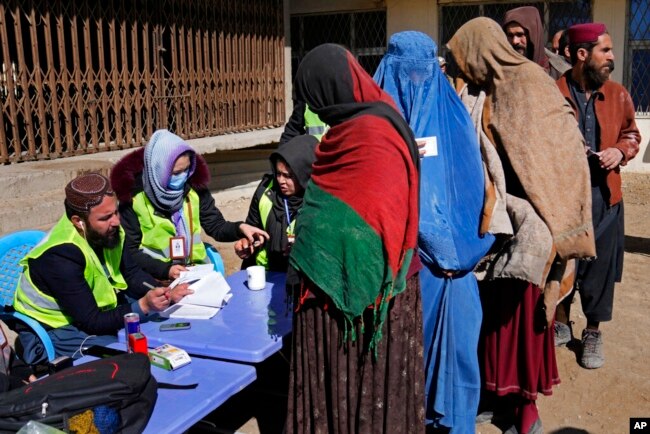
(84, 345), (126, 358)
(159, 322), (191, 331)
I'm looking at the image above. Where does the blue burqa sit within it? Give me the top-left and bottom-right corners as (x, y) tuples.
(374, 31), (495, 432)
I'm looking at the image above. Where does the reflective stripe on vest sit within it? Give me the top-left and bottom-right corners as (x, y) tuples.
(303, 105), (328, 141)
(131, 190), (207, 264)
(13, 215), (126, 329)
(255, 181), (274, 268)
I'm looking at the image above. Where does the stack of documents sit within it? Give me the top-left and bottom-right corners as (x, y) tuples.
(162, 265), (233, 319)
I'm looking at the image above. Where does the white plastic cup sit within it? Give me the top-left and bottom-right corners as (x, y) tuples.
(246, 265), (266, 290)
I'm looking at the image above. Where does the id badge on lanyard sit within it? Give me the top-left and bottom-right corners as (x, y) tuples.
(170, 197), (193, 262)
(170, 236), (187, 260)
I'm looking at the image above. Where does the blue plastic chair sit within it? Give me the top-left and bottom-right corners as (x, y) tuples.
(0, 230), (56, 362)
(204, 243), (226, 275)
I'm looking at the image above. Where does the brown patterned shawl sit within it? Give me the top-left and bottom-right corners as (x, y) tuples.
(448, 17), (595, 259)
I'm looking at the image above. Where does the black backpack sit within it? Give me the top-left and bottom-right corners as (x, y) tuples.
(0, 353), (157, 433)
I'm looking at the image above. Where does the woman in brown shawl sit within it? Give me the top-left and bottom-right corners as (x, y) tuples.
(286, 43), (425, 433)
(448, 18), (595, 434)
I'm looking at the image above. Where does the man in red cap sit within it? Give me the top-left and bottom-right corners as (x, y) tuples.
(503, 6), (549, 72)
(556, 23), (641, 369)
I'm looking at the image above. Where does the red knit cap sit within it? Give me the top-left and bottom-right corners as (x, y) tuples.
(568, 23), (607, 45)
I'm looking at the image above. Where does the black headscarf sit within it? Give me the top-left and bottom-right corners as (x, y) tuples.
(293, 44), (419, 166)
(265, 135), (317, 260)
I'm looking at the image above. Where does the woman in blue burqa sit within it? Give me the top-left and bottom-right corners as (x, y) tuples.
(374, 31), (495, 433)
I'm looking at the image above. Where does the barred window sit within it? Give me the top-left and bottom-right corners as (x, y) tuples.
(439, 1), (592, 47)
(290, 10), (387, 79)
(626, 0), (650, 114)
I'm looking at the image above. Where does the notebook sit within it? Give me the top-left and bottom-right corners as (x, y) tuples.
(161, 270), (233, 319)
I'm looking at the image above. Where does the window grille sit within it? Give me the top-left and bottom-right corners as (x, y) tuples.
(439, 1), (592, 47)
(290, 10), (387, 79)
(626, 0), (650, 114)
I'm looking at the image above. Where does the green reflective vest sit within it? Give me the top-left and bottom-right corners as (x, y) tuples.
(14, 215), (127, 329)
(304, 105), (328, 140)
(254, 181), (295, 269)
(131, 189), (207, 264)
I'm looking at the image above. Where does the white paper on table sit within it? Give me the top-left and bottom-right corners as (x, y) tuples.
(161, 304), (221, 319)
(169, 264), (215, 288)
(161, 270), (233, 319)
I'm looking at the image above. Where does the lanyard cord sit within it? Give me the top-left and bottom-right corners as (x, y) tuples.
(186, 196), (194, 264)
(283, 198), (291, 226)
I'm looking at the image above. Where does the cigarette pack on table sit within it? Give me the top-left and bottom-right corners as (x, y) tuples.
(148, 344), (191, 370)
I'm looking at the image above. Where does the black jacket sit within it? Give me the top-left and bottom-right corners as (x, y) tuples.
(28, 243), (157, 335)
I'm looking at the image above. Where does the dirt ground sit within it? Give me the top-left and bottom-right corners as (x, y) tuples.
(203, 172), (650, 434)
(523, 172), (650, 434)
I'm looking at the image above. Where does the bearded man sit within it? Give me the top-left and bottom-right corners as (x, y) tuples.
(14, 173), (192, 364)
(555, 23), (641, 369)
(503, 6), (549, 71)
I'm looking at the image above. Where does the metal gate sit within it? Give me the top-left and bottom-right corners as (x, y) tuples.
(290, 10), (387, 79)
(0, 0), (285, 164)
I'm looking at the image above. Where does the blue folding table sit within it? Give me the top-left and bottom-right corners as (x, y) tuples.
(122, 271), (292, 363)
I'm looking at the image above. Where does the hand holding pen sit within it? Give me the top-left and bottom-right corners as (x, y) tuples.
(586, 146), (624, 170)
(143, 281), (193, 307)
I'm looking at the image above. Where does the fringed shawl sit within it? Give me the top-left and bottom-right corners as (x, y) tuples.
(289, 44), (420, 350)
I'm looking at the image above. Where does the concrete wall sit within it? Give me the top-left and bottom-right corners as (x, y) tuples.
(593, 0), (626, 84)
(290, 0), (379, 15)
(386, 0), (438, 40)
(625, 118), (650, 173)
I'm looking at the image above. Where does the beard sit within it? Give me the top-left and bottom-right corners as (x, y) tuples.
(584, 55), (615, 90)
(513, 43), (527, 57)
(85, 224), (121, 249)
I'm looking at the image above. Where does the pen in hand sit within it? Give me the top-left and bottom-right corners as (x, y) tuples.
(143, 281), (171, 300)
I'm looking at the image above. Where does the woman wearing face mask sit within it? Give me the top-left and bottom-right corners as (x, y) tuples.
(111, 129), (269, 280)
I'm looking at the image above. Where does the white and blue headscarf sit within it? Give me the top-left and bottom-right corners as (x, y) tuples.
(142, 129), (197, 213)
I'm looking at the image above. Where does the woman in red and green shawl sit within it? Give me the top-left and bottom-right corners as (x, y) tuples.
(286, 43), (425, 433)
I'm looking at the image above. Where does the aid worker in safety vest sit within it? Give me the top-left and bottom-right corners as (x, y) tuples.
(14, 173), (193, 363)
(279, 101), (329, 144)
(234, 135), (317, 272)
(111, 129), (269, 281)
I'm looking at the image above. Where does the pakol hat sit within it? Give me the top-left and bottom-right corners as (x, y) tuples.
(568, 23), (607, 45)
(65, 172), (113, 213)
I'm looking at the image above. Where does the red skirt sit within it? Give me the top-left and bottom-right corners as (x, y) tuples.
(479, 279), (560, 400)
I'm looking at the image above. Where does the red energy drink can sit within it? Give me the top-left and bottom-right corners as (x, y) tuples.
(124, 313), (140, 352)
(128, 332), (148, 355)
